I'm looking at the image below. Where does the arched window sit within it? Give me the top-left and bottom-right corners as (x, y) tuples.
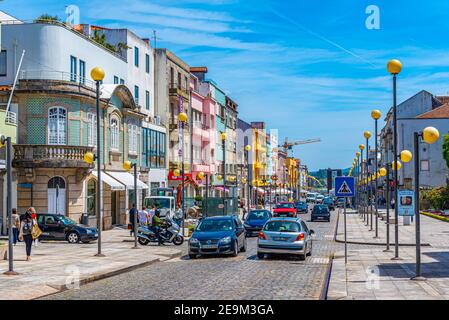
(47, 177), (66, 215)
(48, 176), (66, 189)
(48, 107), (67, 145)
(110, 116), (119, 150)
(86, 179), (96, 216)
(87, 112), (97, 147)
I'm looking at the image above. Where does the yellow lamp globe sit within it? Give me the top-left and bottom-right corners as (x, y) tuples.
(91, 67), (105, 81)
(217, 175), (223, 181)
(173, 169), (181, 177)
(392, 161), (402, 171)
(178, 112), (188, 123)
(364, 131), (372, 139)
(359, 144), (365, 151)
(371, 109), (382, 120)
(400, 150), (412, 163)
(356, 151), (361, 157)
(197, 172), (205, 180)
(123, 160), (133, 171)
(387, 59), (403, 75)
(422, 127), (439, 144)
(245, 145), (251, 151)
(84, 152), (95, 164)
(379, 167), (387, 177)
(241, 178), (247, 184)
(220, 132), (227, 141)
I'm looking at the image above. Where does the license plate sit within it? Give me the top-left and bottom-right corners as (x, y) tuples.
(201, 245), (217, 249)
(273, 237), (288, 241)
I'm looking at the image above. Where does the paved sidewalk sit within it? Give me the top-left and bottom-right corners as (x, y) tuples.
(328, 210), (449, 300)
(0, 228), (183, 300)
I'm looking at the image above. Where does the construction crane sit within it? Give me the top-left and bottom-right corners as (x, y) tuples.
(277, 138), (321, 156)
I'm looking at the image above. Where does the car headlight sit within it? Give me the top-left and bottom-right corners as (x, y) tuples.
(189, 238), (199, 244)
(86, 229), (92, 234)
(219, 236), (232, 244)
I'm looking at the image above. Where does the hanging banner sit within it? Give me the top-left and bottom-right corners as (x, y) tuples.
(398, 190), (414, 216)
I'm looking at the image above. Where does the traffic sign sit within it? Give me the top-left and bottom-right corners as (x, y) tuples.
(335, 176), (355, 197)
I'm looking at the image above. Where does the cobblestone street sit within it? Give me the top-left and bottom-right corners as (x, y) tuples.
(43, 209), (341, 300)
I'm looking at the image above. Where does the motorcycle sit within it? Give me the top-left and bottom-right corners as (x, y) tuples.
(137, 217), (184, 246)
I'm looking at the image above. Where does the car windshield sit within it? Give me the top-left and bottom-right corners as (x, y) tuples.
(263, 221), (301, 233)
(296, 202), (306, 206)
(196, 219), (234, 232)
(247, 211), (271, 220)
(145, 198), (170, 209)
(58, 216), (77, 225)
(276, 203), (294, 209)
(314, 206), (329, 213)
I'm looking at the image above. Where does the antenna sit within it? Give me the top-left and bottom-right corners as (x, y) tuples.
(152, 30), (161, 49)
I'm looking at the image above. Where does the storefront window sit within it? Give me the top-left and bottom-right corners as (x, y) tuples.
(142, 128), (166, 169)
(87, 179), (96, 216)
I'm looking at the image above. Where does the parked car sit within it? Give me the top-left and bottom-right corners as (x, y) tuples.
(188, 215), (247, 259)
(36, 213), (98, 244)
(306, 193), (317, 203)
(323, 197), (335, 211)
(310, 205), (331, 222)
(243, 210), (272, 236)
(295, 201), (308, 214)
(257, 217), (314, 260)
(315, 194), (325, 204)
(273, 202), (297, 217)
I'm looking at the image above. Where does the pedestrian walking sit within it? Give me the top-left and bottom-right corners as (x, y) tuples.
(19, 211), (35, 261)
(138, 207), (149, 227)
(11, 208), (20, 245)
(173, 206), (183, 228)
(28, 207), (40, 247)
(129, 204), (137, 236)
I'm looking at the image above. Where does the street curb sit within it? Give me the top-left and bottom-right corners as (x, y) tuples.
(35, 250), (183, 300)
(320, 210), (340, 300)
(335, 211), (431, 247)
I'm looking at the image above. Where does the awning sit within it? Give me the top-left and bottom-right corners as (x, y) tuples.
(91, 171), (125, 191)
(107, 171), (148, 189)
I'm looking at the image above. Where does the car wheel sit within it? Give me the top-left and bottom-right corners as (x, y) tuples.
(241, 237), (247, 252)
(189, 254), (197, 259)
(232, 241), (239, 257)
(257, 252), (265, 259)
(67, 232), (80, 244)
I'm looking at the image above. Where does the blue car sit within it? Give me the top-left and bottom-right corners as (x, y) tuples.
(243, 210), (272, 236)
(295, 201), (308, 214)
(189, 216), (247, 259)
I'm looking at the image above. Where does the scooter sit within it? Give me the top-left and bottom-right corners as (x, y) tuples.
(137, 217), (184, 246)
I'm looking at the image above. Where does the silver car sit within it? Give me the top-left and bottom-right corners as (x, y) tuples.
(257, 217), (314, 260)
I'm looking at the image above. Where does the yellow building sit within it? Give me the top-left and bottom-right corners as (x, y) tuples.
(251, 122), (268, 189)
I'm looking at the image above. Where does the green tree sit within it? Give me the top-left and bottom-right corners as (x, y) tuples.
(442, 134), (449, 169)
(34, 14), (60, 23)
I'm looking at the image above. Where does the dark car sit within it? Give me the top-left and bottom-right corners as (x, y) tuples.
(36, 213), (98, 244)
(273, 202), (297, 217)
(188, 215), (247, 259)
(295, 201), (308, 214)
(310, 205), (330, 222)
(243, 210), (272, 236)
(323, 197), (335, 211)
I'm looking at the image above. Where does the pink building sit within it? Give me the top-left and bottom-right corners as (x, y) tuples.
(190, 68), (217, 189)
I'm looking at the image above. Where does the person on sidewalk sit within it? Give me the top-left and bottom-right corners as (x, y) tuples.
(138, 206), (149, 227)
(11, 208), (20, 245)
(19, 211), (35, 261)
(28, 207), (40, 247)
(129, 204), (137, 236)
(173, 206), (183, 228)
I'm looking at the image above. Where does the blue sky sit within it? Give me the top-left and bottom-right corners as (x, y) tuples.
(3, 0), (449, 170)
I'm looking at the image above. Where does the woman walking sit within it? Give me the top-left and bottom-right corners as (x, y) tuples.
(28, 207), (39, 247)
(19, 211), (35, 261)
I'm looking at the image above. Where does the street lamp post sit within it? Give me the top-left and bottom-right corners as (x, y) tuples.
(388, 59), (403, 260)
(359, 144), (365, 221)
(178, 112), (188, 235)
(383, 165), (391, 252)
(372, 110), (381, 238)
(123, 161), (139, 249)
(364, 131), (372, 230)
(356, 152), (361, 212)
(245, 145), (251, 214)
(89, 67), (105, 257)
(411, 127), (439, 280)
(2, 135), (18, 275)
(221, 132), (227, 214)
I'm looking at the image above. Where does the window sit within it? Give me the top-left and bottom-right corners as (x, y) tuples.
(79, 60), (86, 84)
(87, 113), (97, 147)
(110, 116), (119, 150)
(114, 76), (119, 84)
(70, 56), (77, 82)
(170, 67), (174, 87)
(134, 47), (139, 67)
(48, 107), (67, 145)
(145, 54), (150, 73)
(0, 51), (6, 76)
(146, 90), (150, 110)
(421, 160), (429, 171)
(142, 129), (166, 168)
(178, 72), (181, 89)
(134, 86), (139, 105)
(128, 122), (139, 154)
(120, 78), (125, 85)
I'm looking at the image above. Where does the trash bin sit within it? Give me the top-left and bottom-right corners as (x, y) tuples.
(81, 213), (90, 226)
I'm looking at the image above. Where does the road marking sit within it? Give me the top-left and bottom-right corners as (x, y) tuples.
(309, 257), (330, 264)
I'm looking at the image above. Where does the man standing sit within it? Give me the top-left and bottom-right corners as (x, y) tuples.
(138, 207), (149, 227)
(129, 204), (137, 236)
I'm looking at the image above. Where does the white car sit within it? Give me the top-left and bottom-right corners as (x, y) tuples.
(315, 195), (325, 204)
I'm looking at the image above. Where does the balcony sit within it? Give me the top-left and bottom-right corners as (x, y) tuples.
(169, 83), (190, 101)
(13, 145), (95, 168)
